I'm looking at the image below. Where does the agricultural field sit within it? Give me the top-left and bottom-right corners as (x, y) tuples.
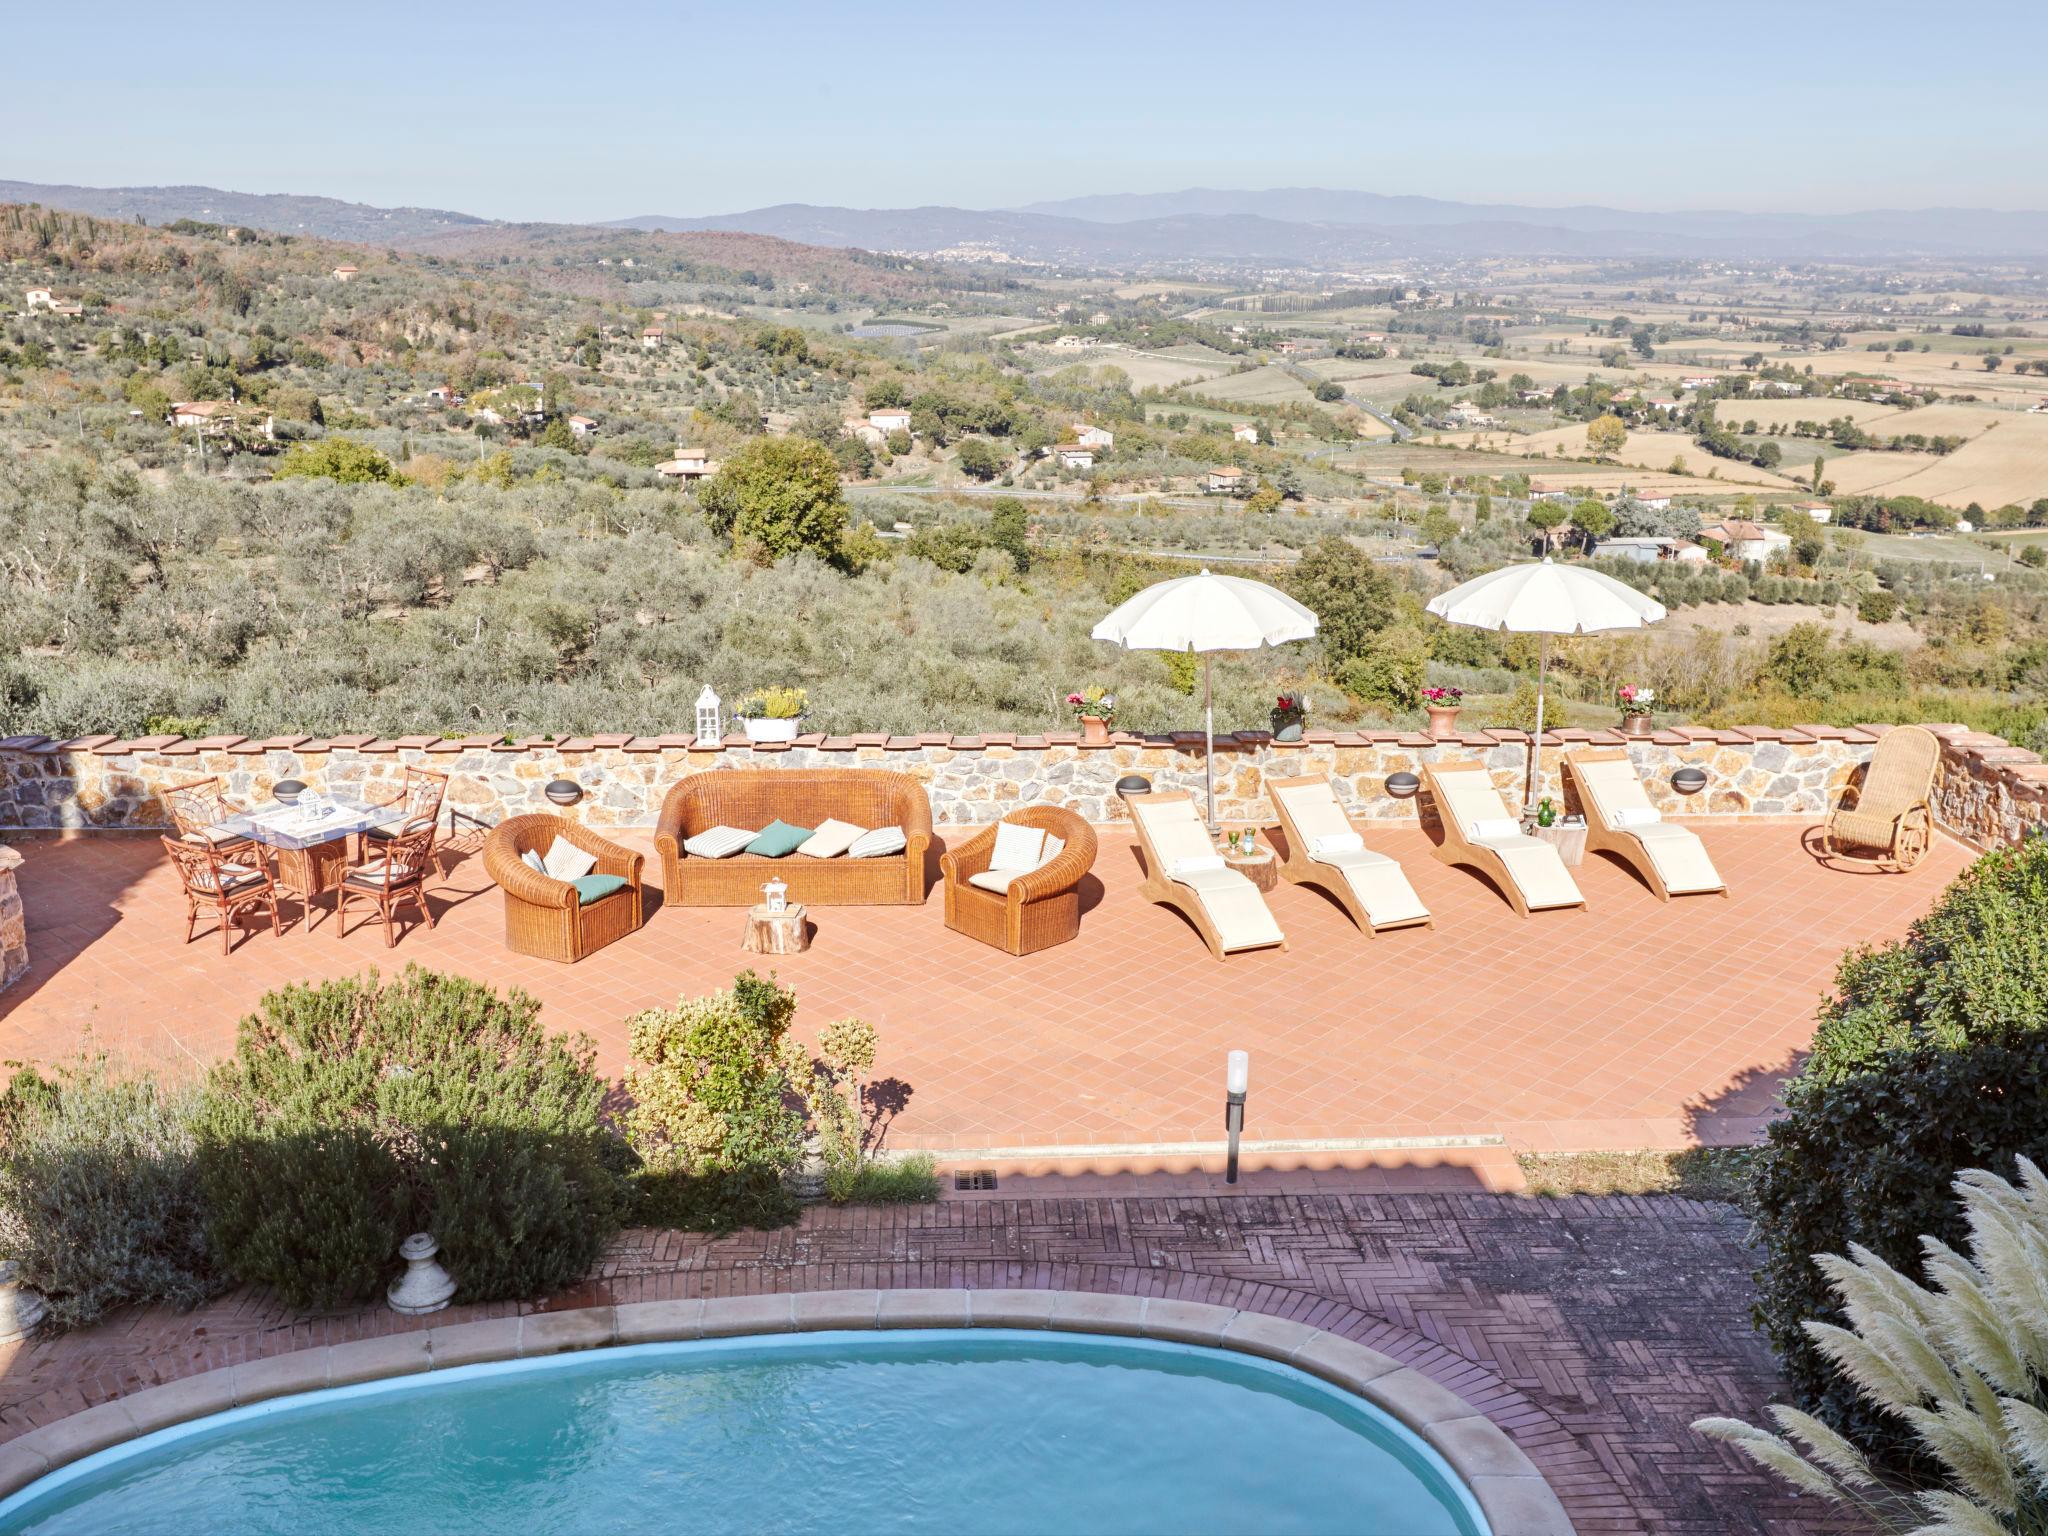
(1727, 398), (1902, 430)
(1084, 350), (1236, 391)
(1177, 364), (1325, 410)
(1464, 425), (1801, 489)
(1839, 412), (2048, 506)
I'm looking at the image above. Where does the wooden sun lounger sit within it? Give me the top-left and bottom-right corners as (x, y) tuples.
(1565, 750), (1727, 902)
(1128, 790), (1286, 961)
(1265, 774), (1431, 937)
(1419, 760), (1586, 918)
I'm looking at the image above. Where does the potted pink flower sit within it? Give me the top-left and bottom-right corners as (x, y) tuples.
(1422, 686), (1464, 739)
(1617, 684), (1656, 738)
(1067, 687), (1116, 746)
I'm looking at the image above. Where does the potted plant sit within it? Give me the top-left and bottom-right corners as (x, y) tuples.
(737, 686), (807, 744)
(1270, 693), (1308, 743)
(1617, 684), (1655, 738)
(1422, 685), (1464, 739)
(1066, 687), (1116, 746)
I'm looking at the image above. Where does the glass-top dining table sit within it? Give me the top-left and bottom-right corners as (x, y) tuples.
(217, 795), (409, 930)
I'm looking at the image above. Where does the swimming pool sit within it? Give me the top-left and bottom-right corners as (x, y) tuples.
(0, 1330), (1490, 1535)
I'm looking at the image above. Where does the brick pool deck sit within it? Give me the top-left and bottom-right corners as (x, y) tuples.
(0, 1189), (1856, 1535)
(1, 820), (1964, 1164)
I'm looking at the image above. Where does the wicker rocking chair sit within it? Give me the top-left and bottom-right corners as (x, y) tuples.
(1822, 725), (1940, 872)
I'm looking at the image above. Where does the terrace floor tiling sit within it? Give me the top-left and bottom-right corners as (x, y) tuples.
(0, 820), (1967, 1161)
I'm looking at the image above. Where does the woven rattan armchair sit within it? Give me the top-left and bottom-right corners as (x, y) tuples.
(940, 807), (1097, 955)
(484, 814), (645, 962)
(336, 817), (439, 947)
(655, 769), (932, 907)
(1823, 725), (1940, 871)
(363, 766), (448, 851)
(161, 835), (281, 954)
(161, 776), (258, 862)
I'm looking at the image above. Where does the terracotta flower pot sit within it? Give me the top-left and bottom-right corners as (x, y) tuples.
(1079, 714), (1112, 746)
(1620, 713), (1653, 739)
(1426, 706), (1462, 740)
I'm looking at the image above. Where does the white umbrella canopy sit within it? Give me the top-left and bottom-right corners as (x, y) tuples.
(1425, 557), (1667, 813)
(1093, 569), (1319, 830)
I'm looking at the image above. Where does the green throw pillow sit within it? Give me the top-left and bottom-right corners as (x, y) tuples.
(744, 820), (813, 858)
(572, 874), (630, 906)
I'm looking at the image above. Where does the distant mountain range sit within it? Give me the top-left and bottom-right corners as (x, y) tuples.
(6, 178), (2047, 265)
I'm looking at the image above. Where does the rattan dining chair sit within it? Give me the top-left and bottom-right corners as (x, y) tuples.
(363, 767), (449, 851)
(1822, 725), (1941, 871)
(161, 776), (259, 862)
(161, 835), (282, 954)
(335, 816), (439, 946)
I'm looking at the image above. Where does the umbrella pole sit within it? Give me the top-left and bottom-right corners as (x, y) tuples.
(1525, 633), (1549, 816)
(1203, 652), (1218, 834)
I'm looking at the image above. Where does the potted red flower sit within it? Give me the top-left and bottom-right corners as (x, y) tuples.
(1270, 693), (1308, 743)
(1067, 687), (1116, 746)
(1422, 686), (1464, 739)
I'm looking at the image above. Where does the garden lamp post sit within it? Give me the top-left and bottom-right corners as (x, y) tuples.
(1224, 1050), (1249, 1185)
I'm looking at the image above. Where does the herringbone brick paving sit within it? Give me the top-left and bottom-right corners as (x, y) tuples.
(0, 1190), (1861, 1535)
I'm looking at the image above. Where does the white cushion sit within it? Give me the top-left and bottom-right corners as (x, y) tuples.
(684, 825), (756, 859)
(1468, 817), (1523, 842)
(1610, 806), (1663, 829)
(990, 821), (1046, 873)
(1311, 831), (1364, 857)
(967, 869), (1025, 895)
(1039, 833), (1065, 866)
(194, 863), (263, 894)
(541, 835), (597, 882)
(192, 823), (243, 845)
(1169, 854), (1226, 879)
(521, 849), (548, 875)
(848, 826), (907, 859)
(797, 819), (866, 858)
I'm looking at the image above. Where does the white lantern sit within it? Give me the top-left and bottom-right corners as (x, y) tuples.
(695, 684), (722, 742)
(762, 876), (788, 914)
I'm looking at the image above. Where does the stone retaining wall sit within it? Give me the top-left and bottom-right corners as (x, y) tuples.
(0, 721), (2037, 845)
(0, 847), (26, 993)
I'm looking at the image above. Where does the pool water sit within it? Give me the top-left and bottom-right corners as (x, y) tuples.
(0, 1330), (1489, 1535)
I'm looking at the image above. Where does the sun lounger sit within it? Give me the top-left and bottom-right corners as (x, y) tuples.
(1265, 774), (1431, 937)
(1565, 750), (1727, 902)
(1419, 760), (1586, 917)
(1128, 791), (1286, 960)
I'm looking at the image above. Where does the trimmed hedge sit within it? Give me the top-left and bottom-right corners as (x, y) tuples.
(1749, 838), (2048, 1445)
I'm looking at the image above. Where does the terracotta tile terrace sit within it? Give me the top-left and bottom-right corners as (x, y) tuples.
(0, 818), (1966, 1169)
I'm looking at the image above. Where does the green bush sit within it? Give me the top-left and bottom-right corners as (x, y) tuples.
(0, 1059), (221, 1328)
(1749, 839), (2048, 1449)
(194, 967), (622, 1311)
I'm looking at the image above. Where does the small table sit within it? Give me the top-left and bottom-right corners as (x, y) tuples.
(1221, 846), (1279, 892)
(1525, 821), (1588, 867)
(743, 903), (810, 954)
(219, 796), (408, 929)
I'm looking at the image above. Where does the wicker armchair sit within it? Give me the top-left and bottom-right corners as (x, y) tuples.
(364, 767), (448, 850)
(655, 769), (932, 907)
(161, 835), (281, 954)
(940, 807), (1097, 955)
(1823, 724), (1941, 871)
(483, 814), (645, 962)
(337, 817), (439, 947)
(161, 776), (258, 861)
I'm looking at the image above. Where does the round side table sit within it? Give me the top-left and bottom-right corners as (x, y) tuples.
(1221, 847), (1279, 892)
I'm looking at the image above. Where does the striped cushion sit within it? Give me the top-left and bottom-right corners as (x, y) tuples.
(193, 864), (263, 895)
(847, 826), (907, 859)
(685, 825), (757, 859)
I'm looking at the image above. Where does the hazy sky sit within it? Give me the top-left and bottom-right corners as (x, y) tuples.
(8, 0), (2045, 219)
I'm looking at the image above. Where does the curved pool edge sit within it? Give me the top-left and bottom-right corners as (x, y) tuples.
(0, 1289), (1574, 1536)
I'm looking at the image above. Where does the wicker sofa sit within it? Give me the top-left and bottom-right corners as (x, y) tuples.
(483, 814), (645, 962)
(940, 806), (1097, 955)
(655, 769), (933, 907)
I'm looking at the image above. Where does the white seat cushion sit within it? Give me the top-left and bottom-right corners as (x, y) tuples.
(848, 826), (907, 859)
(990, 821), (1047, 873)
(967, 869), (1025, 895)
(194, 863), (263, 894)
(1610, 806), (1662, 829)
(521, 849), (548, 875)
(541, 835), (597, 882)
(797, 819), (867, 859)
(684, 826), (756, 859)
(191, 823), (244, 845)
(1310, 831), (1364, 857)
(345, 862), (408, 889)
(1468, 816), (1523, 842)
(1039, 833), (1065, 865)
(1169, 853), (1226, 879)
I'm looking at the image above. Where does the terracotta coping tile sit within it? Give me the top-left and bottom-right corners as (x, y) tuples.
(90, 739), (138, 755)
(189, 735), (247, 750)
(1587, 729), (1630, 744)
(1856, 722), (1897, 736)
(817, 737), (858, 751)
(488, 740), (527, 753)
(1303, 730), (1339, 745)
(622, 738), (665, 753)
(1795, 723), (1846, 739)
(591, 734), (633, 748)
(1013, 736), (1048, 750)
(1332, 732), (1368, 746)
(1838, 727), (1880, 742)
(296, 739), (334, 753)
(158, 740), (203, 756)
(1974, 745), (2039, 764)
(257, 735), (312, 750)
(917, 733), (951, 746)
(1551, 728), (1594, 741)
(1481, 729), (1526, 744)
(981, 733), (1016, 747)
(555, 738), (597, 754)
(792, 734), (826, 748)
(686, 740), (727, 754)
(58, 734), (118, 752)
(122, 734), (183, 751)
(1649, 730), (1690, 744)
(655, 734), (694, 749)
(392, 735), (438, 749)
(851, 733), (890, 747)
(357, 740), (401, 754)
(1045, 732), (1079, 746)
(2008, 764), (2048, 783)
(0, 736), (49, 750)
(424, 738), (468, 754)
(458, 735), (499, 749)
(1670, 726), (1718, 741)
(225, 740), (270, 755)
(1362, 731), (1406, 743)
(1169, 732), (1207, 747)
(753, 741), (792, 753)
(1396, 732), (1435, 746)
(883, 735), (920, 751)
(327, 735), (378, 749)
(1713, 727), (1757, 743)
(950, 737), (983, 751)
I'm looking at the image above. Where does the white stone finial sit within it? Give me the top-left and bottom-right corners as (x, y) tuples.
(387, 1233), (456, 1316)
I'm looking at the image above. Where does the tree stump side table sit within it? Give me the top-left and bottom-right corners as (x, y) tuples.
(1525, 821), (1588, 868)
(1221, 847), (1279, 893)
(743, 903), (810, 954)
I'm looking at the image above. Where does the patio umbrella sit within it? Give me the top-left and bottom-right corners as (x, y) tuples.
(1092, 569), (1318, 831)
(1425, 557), (1666, 814)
